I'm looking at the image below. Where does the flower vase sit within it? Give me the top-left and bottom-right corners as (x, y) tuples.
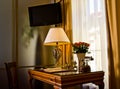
(77, 53), (85, 72)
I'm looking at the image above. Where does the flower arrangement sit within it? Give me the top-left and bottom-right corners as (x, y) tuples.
(72, 42), (90, 53)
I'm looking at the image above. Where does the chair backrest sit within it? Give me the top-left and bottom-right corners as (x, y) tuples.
(4, 62), (19, 89)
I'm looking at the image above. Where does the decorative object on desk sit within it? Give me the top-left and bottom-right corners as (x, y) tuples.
(82, 56), (94, 72)
(77, 53), (86, 59)
(72, 42), (90, 72)
(73, 42), (90, 53)
(44, 27), (70, 68)
(77, 53), (86, 72)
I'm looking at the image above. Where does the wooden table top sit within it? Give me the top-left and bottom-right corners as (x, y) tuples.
(28, 69), (104, 88)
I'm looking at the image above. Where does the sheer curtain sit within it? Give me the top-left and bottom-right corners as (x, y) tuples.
(71, 0), (108, 89)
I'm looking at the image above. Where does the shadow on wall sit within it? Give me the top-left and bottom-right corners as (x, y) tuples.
(35, 26), (55, 67)
(34, 26), (55, 89)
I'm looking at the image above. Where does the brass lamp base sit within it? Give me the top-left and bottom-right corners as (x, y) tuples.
(53, 46), (62, 63)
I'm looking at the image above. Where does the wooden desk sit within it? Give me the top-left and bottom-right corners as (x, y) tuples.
(28, 69), (104, 89)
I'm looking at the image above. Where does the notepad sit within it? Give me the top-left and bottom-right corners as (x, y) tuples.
(43, 67), (72, 73)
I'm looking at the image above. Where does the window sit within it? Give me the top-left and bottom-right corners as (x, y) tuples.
(71, 0), (108, 89)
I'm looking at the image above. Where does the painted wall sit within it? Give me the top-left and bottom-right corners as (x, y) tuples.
(17, 0), (55, 66)
(17, 0), (55, 89)
(0, 0), (12, 89)
(0, 0), (54, 89)
(0, 0), (12, 67)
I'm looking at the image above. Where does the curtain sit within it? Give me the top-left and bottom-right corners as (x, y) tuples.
(71, 0), (108, 88)
(62, 0), (73, 67)
(55, 0), (73, 68)
(106, 0), (120, 89)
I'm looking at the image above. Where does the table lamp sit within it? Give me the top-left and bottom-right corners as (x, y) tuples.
(44, 27), (70, 67)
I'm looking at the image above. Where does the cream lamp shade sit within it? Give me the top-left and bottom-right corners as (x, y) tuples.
(44, 27), (70, 45)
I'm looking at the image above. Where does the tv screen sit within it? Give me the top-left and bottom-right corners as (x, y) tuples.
(28, 2), (62, 26)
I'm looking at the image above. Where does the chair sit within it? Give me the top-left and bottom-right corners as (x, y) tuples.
(4, 62), (19, 89)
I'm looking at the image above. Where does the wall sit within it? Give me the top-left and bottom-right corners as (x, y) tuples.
(0, 0), (12, 67)
(0, 0), (12, 89)
(17, 0), (55, 89)
(0, 0), (54, 89)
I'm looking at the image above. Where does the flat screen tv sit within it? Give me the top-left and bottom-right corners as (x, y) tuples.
(28, 2), (62, 26)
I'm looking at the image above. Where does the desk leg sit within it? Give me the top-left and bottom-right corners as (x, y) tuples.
(28, 71), (33, 89)
(94, 81), (104, 89)
(53, 86), (75, 89)
(98, 81), (104, 89)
